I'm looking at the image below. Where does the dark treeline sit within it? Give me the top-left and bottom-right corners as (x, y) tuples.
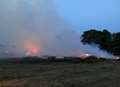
(0, 56), (118, 64)
(81, 29), (120, 56)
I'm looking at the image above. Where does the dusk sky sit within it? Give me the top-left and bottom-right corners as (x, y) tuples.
(54, 0), (120, 33)
(0, 0), (119, 58)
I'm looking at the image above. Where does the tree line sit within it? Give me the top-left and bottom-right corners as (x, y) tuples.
(81, 29), (120, 56)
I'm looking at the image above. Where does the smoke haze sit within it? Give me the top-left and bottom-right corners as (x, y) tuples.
(0, 0), (114, 58)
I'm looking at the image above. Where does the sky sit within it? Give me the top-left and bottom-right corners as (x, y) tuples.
(0, 0), (119, 58)
(54, 0), (120, 33)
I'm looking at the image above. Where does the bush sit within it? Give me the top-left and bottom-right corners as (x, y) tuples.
(83, 56), (99, 63)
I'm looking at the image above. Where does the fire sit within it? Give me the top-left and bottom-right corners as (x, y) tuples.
(26, 47), (38, 56)
(24, 40), (40, 56)
(80, 53), (91, 59)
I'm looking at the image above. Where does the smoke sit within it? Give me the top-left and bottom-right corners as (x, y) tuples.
(0, 0), (114, 58)
(82, 44), (115, 58)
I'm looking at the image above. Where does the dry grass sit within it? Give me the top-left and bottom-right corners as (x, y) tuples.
(0, 61), (120, 87)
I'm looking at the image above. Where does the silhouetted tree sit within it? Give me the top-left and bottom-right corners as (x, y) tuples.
(112, 32), (120, 55)
(81, 29), (120, 56)
(81, 29), (102, 44)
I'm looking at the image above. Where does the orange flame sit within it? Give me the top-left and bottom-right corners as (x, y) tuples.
(24, 40), (40, 56)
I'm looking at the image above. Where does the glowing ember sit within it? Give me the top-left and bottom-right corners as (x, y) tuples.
(24, 41), (40, 56)
(85, 54), (91, 57)
(26, 47), (38, 56)
(80, 53), (91, 58)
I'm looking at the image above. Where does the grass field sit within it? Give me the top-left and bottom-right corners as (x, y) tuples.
(0, 59), (120, 87)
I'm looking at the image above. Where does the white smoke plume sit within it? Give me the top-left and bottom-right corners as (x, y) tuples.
(0, 0), (114, 58)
